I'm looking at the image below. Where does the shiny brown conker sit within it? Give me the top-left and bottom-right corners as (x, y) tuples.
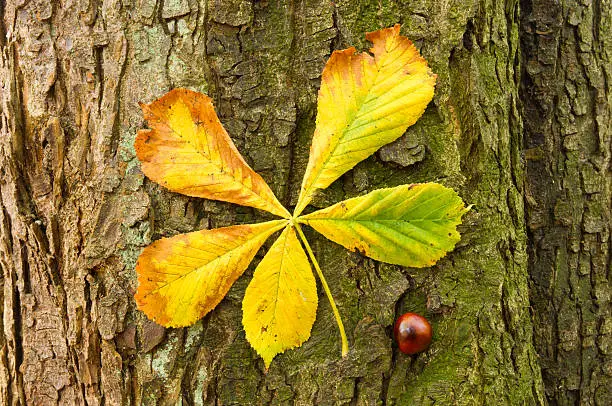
(393, 312), (432, 354)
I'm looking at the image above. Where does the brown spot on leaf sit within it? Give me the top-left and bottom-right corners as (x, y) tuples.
(352, 241), (369, 256)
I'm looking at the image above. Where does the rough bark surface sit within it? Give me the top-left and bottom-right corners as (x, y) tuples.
(0, 0), (606, 405)
(521, 0), (611, 405)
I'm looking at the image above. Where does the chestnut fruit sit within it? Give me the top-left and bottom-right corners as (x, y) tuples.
(393, 312), (432, 354)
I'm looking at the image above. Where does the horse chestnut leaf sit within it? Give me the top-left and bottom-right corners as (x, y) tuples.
(393, 312), (432, 354)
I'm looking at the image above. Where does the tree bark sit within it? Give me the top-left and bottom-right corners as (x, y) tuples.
(0, 0), (608, 405)
(521, 0), (611, 404)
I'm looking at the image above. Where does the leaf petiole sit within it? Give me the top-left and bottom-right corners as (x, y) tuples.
(294, 222), (349, 358)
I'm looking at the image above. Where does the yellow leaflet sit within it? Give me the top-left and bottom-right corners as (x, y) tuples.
(295, 25), (436, 215)
(242, 226), (317, 369)
(299, 184), (468, 267)
(136, 88), (290, 218)
(135, 220), (286, 327)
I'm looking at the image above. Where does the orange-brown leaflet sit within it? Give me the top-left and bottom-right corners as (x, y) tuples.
(136, 88), (289, 218)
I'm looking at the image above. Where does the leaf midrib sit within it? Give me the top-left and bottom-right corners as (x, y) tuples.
(298, 52), (393, 212)
(301, 217), (461, 224)
(269, 227), (291, 330)
(157, 112), (289, 217)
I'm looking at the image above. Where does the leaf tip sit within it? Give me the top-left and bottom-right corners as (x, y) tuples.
(331, 46), (356, 56)
(263, 357), (273, 372)
(364, 23), (403, 49)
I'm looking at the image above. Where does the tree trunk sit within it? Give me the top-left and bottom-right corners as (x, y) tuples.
(521, 0), (611, 404)
(0, 0), (608, 405)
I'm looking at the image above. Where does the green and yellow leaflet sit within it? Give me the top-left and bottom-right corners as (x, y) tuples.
(300, 184), (468, 268)
(134, 25), (468, 369)
(294, 25), (436, 215)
